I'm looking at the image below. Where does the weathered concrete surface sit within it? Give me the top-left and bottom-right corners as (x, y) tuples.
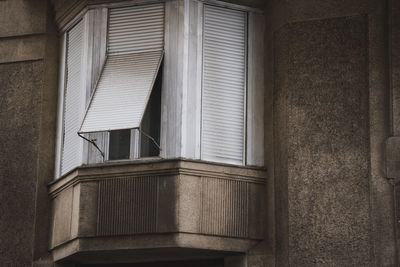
(47, 160), (266, 263)
(274, 15), (378, 266)
(391, 0), (400, 263)
(386, 137), (400, 179)
(32, 8), (60, 264)
(0, 61), (44, 266)
(0, 0), (47, 37)
(0, 35), (46, 63)
(266, 0), (397, 266)
(0, 0), (59, 266)
(391, 0), (400, 136)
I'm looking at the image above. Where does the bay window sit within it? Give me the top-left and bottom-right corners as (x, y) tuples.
(55, 0), (264, 178)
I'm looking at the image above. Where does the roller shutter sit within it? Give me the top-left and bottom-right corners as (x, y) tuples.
(201, 5), (247, 165)
(80, 3), (164, 133)
(61, 20), (85, 175)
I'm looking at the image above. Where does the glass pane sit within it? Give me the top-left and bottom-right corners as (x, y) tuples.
(109, 129), (131, 160)
(140, 63), (162, 157)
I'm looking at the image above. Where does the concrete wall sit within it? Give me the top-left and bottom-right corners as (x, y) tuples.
(390, 0), (400, 263)
(274, 15), (371, 265)
(0, 0), (59, 266)
(0, 0), (399, 266)
(267, 0), (397, 266)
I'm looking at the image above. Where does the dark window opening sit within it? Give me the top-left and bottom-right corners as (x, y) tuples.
(108, 129), (131, 160)
(140, 62), (162, 158)
(106, 63), (162, 160)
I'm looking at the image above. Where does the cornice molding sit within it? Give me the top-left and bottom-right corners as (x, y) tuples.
(49, 158), (266, 197)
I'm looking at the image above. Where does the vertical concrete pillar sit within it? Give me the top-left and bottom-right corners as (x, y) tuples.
(267, 0), (397, 266)
(389, 0), (400, 263)
(0, 0), (59, 266)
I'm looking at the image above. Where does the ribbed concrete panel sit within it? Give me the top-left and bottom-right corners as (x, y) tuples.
(108, 3), (164, 55)
(200, 177), (248, 238)
(201, 5), (246, 165)
(61, 20), (84, 175)
(97, 176), (158, 236)
(80, 51), (163, 132)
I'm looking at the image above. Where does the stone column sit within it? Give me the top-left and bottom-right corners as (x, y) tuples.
(0, 0), (59, 266)
(388, 0), (400, 263)
(267, 0), (397, 266)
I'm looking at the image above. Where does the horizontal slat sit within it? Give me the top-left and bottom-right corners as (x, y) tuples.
(203, 105), (244, 116)
(203, 64), (245, 76)
(203, 71), (245, 84)
(109, 22), (164, 33)
(108, 30), (163, 40)
(201, 5), (246, 165)
(108, 3), (164, 55)
(202, 118), (245, 129)
(204, 6), (245, 17)
(203, 90), (244, 101)
(205, 19), (245, 31)
(110, 4), (164, 14)
(80, 51), (163, 133)
(202, 143), (243, 154)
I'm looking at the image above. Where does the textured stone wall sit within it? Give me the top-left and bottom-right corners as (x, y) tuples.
(268, 0), (397, 266)
(0, 0), (58, 266)
(0, 61), (43, 266)
(391, 0), (400, 136)
(275, 16), (371, 266)
(391, 0), (400, 263)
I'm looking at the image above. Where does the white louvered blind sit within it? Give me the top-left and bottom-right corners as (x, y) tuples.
(79, 3), (164, 133)
(201, 5), (246, 165)
(61, 20), (84, 175)
(108, 4), (164, 55)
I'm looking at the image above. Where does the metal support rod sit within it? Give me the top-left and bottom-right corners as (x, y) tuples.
(138, 128), (162, 151)
(78, 132), (105, 158)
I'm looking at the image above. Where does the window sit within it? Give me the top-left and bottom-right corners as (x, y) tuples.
(201, 5), (247, 165)
(55, 0), (264, 178)
(59, 19), (85, 175)
(108, 129), (131, 160)
(79, 4), (164, 162)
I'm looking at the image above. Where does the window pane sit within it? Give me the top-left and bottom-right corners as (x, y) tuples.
(140, 64), (162, 157)
(109, 129), (131, 160)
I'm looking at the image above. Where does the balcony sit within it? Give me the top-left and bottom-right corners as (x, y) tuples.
(49, 159), (266, 264)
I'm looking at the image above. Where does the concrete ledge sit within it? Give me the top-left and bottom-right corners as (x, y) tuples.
(49, 159), (266, 263)
(49, 158), (266, 196)
(52, 233), (257, 263)
(0, 34), (46, 64)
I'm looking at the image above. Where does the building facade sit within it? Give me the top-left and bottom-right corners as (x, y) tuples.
(0, 0), (399, 266)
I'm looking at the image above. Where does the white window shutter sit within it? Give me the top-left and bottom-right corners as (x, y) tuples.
(107, 4), (164, 55)
(201, 5), (246, 165)
(79, 3), (164, 133)
(61, 20), (84, 175)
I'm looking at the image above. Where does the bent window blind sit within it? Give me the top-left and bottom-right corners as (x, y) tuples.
(201, 5), (246, 165)
(79, 3), (164, 133)
(61, 20), (84, 175)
